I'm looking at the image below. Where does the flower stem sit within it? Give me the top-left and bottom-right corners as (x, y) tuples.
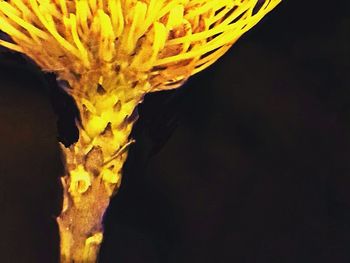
(57, 168), (108, 262)
(56, 86), (141, 262)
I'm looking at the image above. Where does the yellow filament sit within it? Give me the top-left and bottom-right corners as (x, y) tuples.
(192, 43), (233, 74)
(69, 13), (90, 67)
(157, 0), (183, 20)
(0, 39), (23, 52)
(28, 0), (81, 58)
(166, 5), (184, 30)
(0, 2), (48, 40)
(89, 0), (97, 13)
(116, 0), (125, 37)
(0, 16), (32, 43)
(11, 0), (32, 16)
(131, 1), (147, 40)
(98, 10), (114, 39)
(140, 0), (162, 36)
(57, 0), (68, 17)
(76, 0), (90, 34)
(150, 22), (167, 64)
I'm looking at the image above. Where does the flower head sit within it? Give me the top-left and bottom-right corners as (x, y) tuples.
(0, 2), (281, 260)
(0, 0), (280, 96)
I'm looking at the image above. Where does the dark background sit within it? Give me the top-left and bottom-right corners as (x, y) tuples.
(0, 1), (350, 262)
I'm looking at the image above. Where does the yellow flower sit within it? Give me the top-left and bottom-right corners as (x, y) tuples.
(0, 0), (280, 96)
(0, 1), (281, 261)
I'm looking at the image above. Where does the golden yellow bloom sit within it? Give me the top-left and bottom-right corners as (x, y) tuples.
(0, 0), (280, 93)
(0, 0), (281, 262)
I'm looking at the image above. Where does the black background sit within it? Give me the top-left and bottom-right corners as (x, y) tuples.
(0, 1), (350, 262)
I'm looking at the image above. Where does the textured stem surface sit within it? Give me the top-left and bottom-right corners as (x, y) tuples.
(56, 82), (142, 262)
(57, 169), (109, 262)
(57, 132), (131, 262)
